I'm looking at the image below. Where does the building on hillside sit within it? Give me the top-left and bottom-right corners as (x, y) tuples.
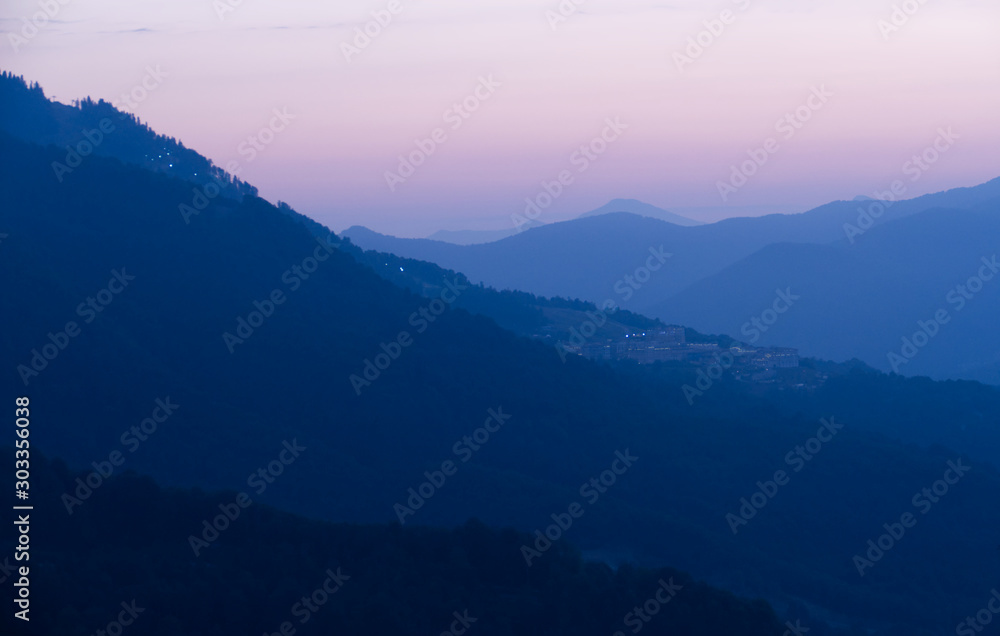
(749, 347), (800, 370)
(614, 328), (690, 363)
(572, 328), (799, 374)
(580, 342), (612, 360)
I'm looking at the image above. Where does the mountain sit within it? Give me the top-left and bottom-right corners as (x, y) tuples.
(0, 71), (327, 237)
(346, 235), (1000, 473)
(426, 227), (522, 244)
(420, 199), (697, 247)
(668, 203), (802, 220)
(578, 198), (703, 226)
(342, 180), (1000, 311)
(6, 75), (1000, 635)
(0, 71), (255, 200)
(426, 218), (545, 245)
(1, 449), (785, 636)
(342, 180), (1000, 381)
(339, 222), (1000, 469)
(340, 237), (667, 342)
(649, 205), (1000, 383)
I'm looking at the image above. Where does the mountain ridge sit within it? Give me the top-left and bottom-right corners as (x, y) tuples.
(578, 197), (703, 226)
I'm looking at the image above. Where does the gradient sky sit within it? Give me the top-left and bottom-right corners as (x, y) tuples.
(2, 0), (999, 236)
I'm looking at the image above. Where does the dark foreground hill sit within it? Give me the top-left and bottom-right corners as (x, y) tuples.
(0, 449), (784, 636)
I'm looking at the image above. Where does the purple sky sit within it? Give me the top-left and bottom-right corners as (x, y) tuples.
(3, 0), (999, 236)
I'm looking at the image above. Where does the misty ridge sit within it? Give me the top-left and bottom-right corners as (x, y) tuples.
(344, 172), (1000, 384)
(0, 3), (998, 634)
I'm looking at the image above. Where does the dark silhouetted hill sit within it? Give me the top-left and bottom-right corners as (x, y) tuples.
(0, 449), (785, 636)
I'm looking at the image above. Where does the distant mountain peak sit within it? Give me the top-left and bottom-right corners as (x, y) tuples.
(578, 199), (703, 226)
(426, 219), (545, 245)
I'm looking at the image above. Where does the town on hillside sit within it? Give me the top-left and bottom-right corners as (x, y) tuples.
(563, 327), (801, 382)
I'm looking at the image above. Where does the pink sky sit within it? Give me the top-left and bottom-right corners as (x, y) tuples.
(3, 0), (999, 236)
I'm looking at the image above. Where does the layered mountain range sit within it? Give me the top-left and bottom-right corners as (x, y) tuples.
(3, 72), (999, 636)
